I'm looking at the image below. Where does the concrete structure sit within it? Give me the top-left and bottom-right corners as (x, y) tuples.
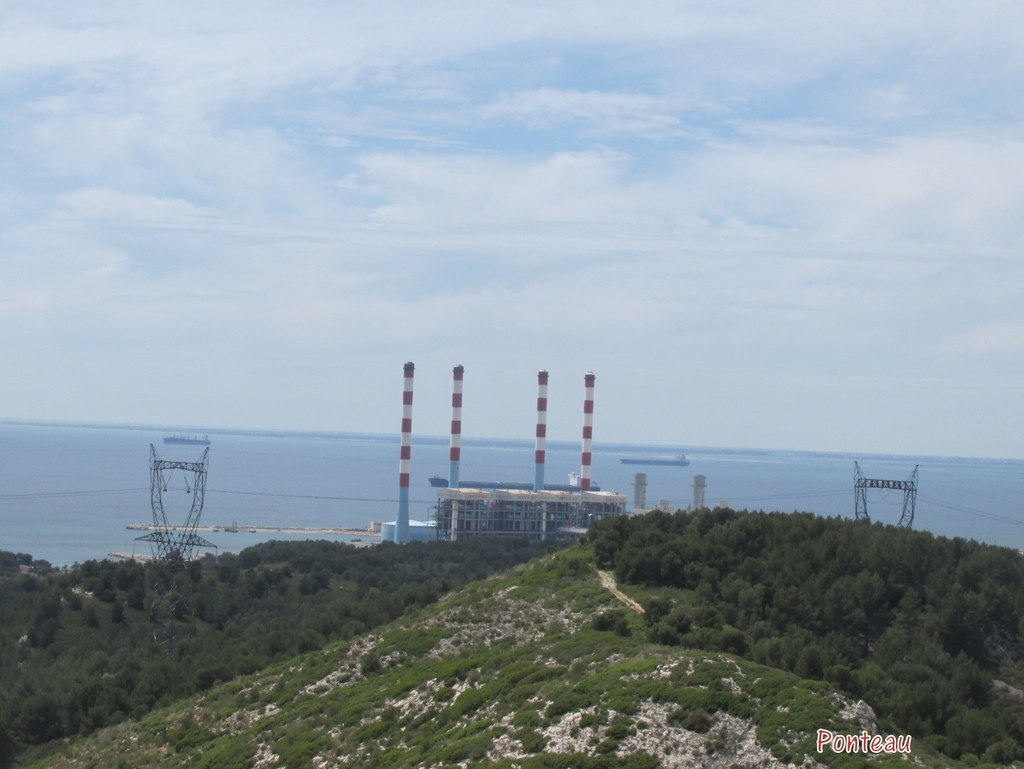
(534, 369), (548, 491)
(395, 361), (414, 543)
(382, 519), (436, 543)
(418, 365), (629, 542)
(434, 487), (627, 541)
(692, 474), (707, 510)
(580, 372), (595, 492)
(633, 472), (647, 511)
(449, 365), (464, 488)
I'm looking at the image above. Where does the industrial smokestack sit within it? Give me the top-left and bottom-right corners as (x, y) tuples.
(633, 472), (647, 511)
(580, 371), (595, 492)
(449, 365), (464, 488)
(534, 370), (548, 490)
(395, 361), (414, 543)
(693, 474), (706, 510)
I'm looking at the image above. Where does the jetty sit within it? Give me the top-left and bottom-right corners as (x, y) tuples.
(107, 551), (155, 562)
(126, 523), (381, 538)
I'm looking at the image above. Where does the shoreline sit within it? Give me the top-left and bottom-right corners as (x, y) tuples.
(126, 522), (381, 537)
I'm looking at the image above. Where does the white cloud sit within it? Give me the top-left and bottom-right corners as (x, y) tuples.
(941, 323), (1024, 356)
(57, 188), (212, 227)
(731, 118), (852, 145)
(672, 133), (1024, 251)
(355, 147), (637, 229)
(483, 88), (689, 139)
(0, 1), (1023, 455)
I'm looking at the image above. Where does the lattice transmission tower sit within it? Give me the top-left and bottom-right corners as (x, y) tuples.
(136, 444), (216, 562)
(854, 462), (919, 528)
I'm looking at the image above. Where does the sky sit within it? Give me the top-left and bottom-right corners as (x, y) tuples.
(2, 2), (1023, 458)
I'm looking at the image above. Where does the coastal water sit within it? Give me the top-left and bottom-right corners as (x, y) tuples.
(1, 422), (1023, 566)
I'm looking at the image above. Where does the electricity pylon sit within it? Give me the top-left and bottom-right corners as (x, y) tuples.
(136, 444), (216, 562)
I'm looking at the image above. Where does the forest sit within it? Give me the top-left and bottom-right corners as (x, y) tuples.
(5, 511), (1024, 767)
(0, 537), (555, 766)
(589, 508), (1024, 763)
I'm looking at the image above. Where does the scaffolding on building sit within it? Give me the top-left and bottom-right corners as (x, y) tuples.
(433, 487), (628, 541)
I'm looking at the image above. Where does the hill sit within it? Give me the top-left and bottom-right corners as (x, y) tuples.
(21, 540), (991, 769)
(0, 538), (555, 766)
(591, 509), (1024, 763)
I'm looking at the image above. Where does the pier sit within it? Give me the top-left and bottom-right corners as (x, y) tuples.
(108, 551), (155, 562)
(113, 523), (381, 560)
(126, 523), (381, 538)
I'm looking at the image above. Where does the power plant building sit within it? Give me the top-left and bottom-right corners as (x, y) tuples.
(434, 487), (627, 541)
(432, 367), (627, 541)
(391, 363), (629, 543)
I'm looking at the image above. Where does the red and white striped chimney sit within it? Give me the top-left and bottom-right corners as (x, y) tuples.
(580, 371), (595, 492)
(449, 365), (464, 488)
(395, 361), (414, 543)
(534, 370), (548, 490)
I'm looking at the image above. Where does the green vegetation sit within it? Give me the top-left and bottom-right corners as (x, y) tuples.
(0, 537), (555, 765)
(12, 543), (972, 769)
(6, 509), (1023, 768)
(590, 508), (1024, 763)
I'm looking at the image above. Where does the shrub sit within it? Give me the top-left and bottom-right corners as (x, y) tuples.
(360, 651), (382, 676)
(670, 707), (713, 733)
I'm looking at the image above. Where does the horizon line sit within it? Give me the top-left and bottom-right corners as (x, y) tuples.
(1, 417), (1020, 466)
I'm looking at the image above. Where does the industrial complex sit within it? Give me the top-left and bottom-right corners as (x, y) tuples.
(390, 363), (628, 543)
(433, 486), (627, 541)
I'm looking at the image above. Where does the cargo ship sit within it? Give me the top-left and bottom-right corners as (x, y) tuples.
(620, 454), (689, 467)
(163, 434), (211, 446)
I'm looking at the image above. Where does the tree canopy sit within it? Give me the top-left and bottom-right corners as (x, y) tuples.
(0, 537), (555, 764)
(590, 508), (1024, 762)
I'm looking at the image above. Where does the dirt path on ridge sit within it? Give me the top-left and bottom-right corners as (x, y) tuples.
(597, 570), (645, 615)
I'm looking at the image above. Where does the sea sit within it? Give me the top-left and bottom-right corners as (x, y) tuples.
(2, 421), (1023, 567)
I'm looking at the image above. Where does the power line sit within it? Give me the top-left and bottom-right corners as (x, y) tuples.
(717, 489), (850, 503)
(4, 485), (1023, 532)
(0, 488), (146, 500)
(917, 494), (1024, 529)
(207, 489), (436, 504)
(0, 486), (432, 505)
